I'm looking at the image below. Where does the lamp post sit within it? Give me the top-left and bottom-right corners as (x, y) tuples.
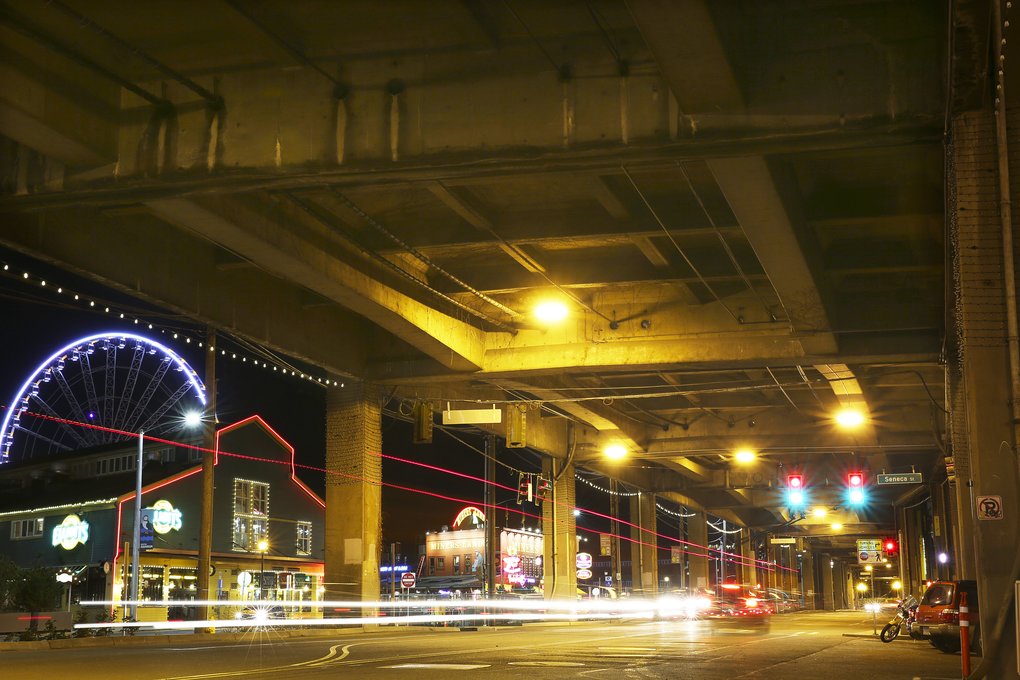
(257, 539), (269, 600)
(129, 429), (144, 623)
(130, 412), (202, 622)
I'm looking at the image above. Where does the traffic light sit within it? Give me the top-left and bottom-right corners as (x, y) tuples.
(847, 471), (866, 505)
(786, 474), (806, 508)
(412, 401), (433, 443)
(535, 477), (552, 503)
(883, 538), (899, 556)
(517, 473), (533, 504)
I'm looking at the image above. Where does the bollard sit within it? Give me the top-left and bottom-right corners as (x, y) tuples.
(959, 592), (970, 678)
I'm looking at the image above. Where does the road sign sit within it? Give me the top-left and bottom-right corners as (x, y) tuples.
(858, 551), (884, 564)
(856, 539), (881, 552)
(671, 546), (682, 564)
(877, 473), (923, 485)
(400, 572), (416, 588)
(770, 537), (796, 545)
(976, 495), (1004, 520)
(599, 533), (611, 556)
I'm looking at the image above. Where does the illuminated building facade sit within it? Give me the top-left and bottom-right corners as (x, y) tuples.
(424, 506), (544, 589)
(0, 415), (325, 620)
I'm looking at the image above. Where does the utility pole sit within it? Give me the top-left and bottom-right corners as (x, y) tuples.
(484, 435), (496, 597)
(197, 328), (217, 629)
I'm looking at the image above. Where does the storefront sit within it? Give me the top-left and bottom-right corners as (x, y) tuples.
(424, 506), (544, 589)
(0, 415), (326, 621)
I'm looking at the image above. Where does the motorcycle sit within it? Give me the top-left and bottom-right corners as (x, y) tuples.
(880, 596), (917, 643)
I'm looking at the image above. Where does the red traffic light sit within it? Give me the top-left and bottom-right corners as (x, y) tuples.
(787, 474), (804, 489)
(883, 538), (898, 554)
(848, 472), (864, 488)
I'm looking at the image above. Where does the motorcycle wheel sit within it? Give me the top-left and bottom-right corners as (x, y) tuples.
(880, 622), (901, 643)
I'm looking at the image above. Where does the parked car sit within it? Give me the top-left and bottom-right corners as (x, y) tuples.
(913, 580), (981, 654)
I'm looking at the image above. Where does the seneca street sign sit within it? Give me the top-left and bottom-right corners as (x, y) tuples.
(876, 473), (923, 485)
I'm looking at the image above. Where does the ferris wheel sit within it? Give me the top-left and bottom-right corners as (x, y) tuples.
(0, 331), (207, 464)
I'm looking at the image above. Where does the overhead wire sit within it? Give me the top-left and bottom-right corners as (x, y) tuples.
(621, 166), (741, 323)
(678, 162), (779, 321)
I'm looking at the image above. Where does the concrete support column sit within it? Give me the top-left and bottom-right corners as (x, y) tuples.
(687, 510), (709, 591)
(628, 493), (658, 596)
(801, 551), (815, 609)
(739, 531), (756, 585)
(950, 108), (1020, 676)
(541, 456), (576, 599)
(819, 554), (834, 610)
(324, 382), (382, 604)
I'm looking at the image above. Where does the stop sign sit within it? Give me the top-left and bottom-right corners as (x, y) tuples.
(400, 572), (416, 588)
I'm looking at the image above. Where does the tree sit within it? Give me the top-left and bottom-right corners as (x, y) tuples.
(0, 556), (18, 610)
(13, 567), (63, 633)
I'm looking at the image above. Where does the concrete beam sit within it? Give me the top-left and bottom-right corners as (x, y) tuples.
(0, 24), (120, 166)
(0, 208), (368, 376)
(145, 196), (489, 372)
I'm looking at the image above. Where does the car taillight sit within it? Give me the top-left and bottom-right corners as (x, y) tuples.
(745, 598), (758, 608)
(939, 608), (959, 624)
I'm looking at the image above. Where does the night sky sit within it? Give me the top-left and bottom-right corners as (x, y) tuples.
(0, 246), (588, 557)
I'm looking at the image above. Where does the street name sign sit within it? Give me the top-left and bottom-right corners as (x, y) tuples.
(877, 473), (923, 485)
(770, 537), (796, 545)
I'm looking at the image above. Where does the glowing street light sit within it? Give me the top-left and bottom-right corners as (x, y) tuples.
(257, 539), (270, 600)
(811, 507), (828, 519)
(734, 448), (757, 464)
(534, 300), (568, 324)
(603, 444), (627, 460)
(835, 407), (866, 429)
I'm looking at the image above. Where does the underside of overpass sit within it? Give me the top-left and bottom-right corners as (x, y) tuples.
(0, 4), (1017, 664)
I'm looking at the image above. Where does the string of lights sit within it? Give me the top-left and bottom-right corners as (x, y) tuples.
(707, 520), (744, 534)
(655, 502), (696, 518)
(1, 260), (345, 388)
(575, 474), (641, 497)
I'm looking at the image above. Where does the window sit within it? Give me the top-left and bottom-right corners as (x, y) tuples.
(453, 555), (461, 574)
(296, 522), (312, 556)
(10, 518), (44, 540)
(232, 479), (270, 551)
(428, 557), (436, 575)
(141, 566), (165, 601)
(437, 557), (445, 571)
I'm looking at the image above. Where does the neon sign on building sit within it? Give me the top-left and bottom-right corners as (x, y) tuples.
(452, 506), (486, 528)
(52, 514), (89, 550)
(149, 500), (182, 534)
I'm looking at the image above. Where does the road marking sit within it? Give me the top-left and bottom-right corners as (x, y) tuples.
(510, 661), (586, 667)
(383, 663), (490, 670)
(160, 643), (354, 679)
(294, 643), (352, 667)
(597, 646), (656, 651)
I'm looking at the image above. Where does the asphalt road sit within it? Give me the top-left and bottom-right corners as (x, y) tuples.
(1, 611), (962, 680)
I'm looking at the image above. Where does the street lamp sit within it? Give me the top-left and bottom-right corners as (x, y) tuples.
(257, 539), (269, 600)
(130, 411), (202, 622)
